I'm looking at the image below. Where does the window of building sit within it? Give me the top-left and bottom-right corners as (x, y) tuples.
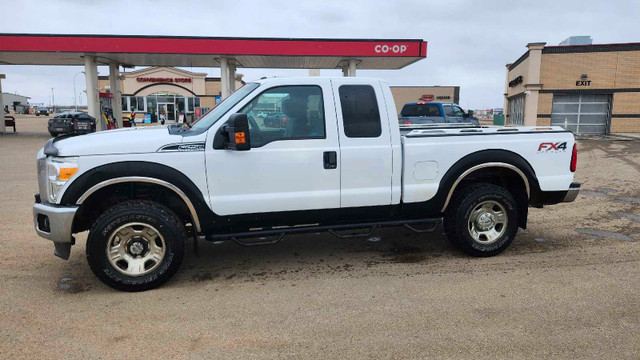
(176, 97), (185, 113)
(187, 97), (200, 112)
(128, 96), (145, 112)
(338, 85), (381, 138)
(238, 85), (325, 147)
(121, 97), (128, 111)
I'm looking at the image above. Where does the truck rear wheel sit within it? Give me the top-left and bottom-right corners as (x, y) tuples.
(86, 200), (186, 291)
(444, 183), (518, 257)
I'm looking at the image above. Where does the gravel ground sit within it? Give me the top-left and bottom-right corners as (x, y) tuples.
(1, 116), (639, 359)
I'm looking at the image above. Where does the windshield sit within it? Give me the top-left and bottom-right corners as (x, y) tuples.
(190, 82), (260, 131)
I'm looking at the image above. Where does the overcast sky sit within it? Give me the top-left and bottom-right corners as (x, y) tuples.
(0, 0), (638, 109)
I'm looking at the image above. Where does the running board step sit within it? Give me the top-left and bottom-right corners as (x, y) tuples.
(207, 218), (442, 245)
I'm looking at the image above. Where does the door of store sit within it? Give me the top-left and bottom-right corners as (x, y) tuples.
(158, 103), (176, 123)
(551, 94), (611, 135)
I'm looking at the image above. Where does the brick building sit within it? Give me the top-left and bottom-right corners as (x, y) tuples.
(504, 42), (640, 134)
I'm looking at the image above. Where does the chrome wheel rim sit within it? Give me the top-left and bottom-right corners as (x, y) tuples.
(106, 222), (166, 277)
(468, 200), (508, 244)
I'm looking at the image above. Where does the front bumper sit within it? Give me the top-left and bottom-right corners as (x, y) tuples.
(33, 200), (78, 259)
(563, 182), (581, 202)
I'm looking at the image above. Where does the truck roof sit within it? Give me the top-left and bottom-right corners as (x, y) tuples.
(251, 76), (388, 84)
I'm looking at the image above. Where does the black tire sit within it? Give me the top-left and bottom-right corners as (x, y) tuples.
(86, 200), (186, 291)
(444, 183), (518, 257)
(49, 131), (58, 137)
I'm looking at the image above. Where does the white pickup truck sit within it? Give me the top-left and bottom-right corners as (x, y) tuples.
(33, 77), (580, 291)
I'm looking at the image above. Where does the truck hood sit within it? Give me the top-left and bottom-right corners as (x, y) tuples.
(52, 126), (187, 157)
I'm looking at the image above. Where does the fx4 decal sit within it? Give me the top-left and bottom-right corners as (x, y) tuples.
(538, 142), (568, 153)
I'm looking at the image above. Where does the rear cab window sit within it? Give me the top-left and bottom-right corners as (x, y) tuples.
(338, 85), (381, 138)
(400, 103), (442, 117)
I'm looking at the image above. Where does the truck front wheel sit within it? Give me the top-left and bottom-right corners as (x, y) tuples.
(86, 200), (186, 291)
(444, 183), (518, 257)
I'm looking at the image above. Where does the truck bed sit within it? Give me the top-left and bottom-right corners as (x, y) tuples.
(400, 126), (575, 204)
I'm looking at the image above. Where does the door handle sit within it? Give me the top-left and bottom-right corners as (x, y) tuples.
(323, 151), (337, 169)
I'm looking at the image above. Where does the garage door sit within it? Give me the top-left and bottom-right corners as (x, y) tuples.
(551, 94), (611, 135)
(508, 94), (525, 126)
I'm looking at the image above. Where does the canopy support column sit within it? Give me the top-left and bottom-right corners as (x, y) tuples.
(220, 58), (230, 99)
(84, 55), (101, 131)
(228, 60), (237, 93)
(0, 74), (5, 134)
(109, 63), (123, 128)
(348, 59), (357, 77)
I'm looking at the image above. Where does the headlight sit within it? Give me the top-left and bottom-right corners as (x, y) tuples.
(46, 156), (79, 203)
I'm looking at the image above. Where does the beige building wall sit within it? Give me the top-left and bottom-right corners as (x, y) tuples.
(507, 44), (640, 133)
(123, 67), (207, 95)
(390, 86), (459, 114)
(504, 43), (544, 127)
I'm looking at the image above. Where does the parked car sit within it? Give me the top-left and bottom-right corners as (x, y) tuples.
(47, 111), (96, 137)
(35, 107), (49, 116)
(399, 102), (479, 126)
(33, 77), (579, 291)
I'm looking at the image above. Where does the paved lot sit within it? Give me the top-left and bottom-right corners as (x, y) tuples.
(1, 116), (639, 359)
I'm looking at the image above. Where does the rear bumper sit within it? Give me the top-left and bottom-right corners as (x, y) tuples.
(563, 182), (581, 202)
(530, 182), (581, 206)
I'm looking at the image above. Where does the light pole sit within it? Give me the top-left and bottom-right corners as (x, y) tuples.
(73, 71), (85, 111)
(51, 88), (55, 112)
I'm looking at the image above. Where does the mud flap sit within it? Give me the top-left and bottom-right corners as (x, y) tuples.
(54, 242), (72, 260)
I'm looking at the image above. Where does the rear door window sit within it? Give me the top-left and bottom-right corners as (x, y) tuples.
(338, 85), (381, 138)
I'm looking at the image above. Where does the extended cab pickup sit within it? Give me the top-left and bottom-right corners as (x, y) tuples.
(399, 101), (479, 126)
(33, 77), (580, 291)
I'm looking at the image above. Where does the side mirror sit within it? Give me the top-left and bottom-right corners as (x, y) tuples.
(222, 113), (251, 151)
(466, 110), (474, 117)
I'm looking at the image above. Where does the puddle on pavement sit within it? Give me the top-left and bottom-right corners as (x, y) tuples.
(382, 244), (428, 263)
(614, 196), (640, 205)
(580, 190), (640, 204)
(575, 228), (636, 242)
(581, 190), (611, 198)
(191, 272), (215, 282)
(58, 277), (87, 294)
(613, 212), (640, 223)
(595, 187), (619, 194)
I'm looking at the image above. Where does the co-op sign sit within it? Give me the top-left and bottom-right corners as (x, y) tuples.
(374, 44), (408, 54)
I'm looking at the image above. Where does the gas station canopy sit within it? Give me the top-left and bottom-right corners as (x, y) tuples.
(0, 34), (427, 69)
(0, 33), (427, 133)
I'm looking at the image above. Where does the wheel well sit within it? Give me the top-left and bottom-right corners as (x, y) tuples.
(72, 182), (195, 234)
(447, 167), (529, 229)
